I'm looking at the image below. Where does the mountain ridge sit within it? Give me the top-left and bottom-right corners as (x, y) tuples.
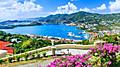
(1, 11), (120, 24)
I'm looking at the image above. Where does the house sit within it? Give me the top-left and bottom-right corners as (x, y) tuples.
(0, 41), (14, 54)
(11, 38), (21, 43)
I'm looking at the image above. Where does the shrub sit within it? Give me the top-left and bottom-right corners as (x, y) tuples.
(8, 57), (13, 63)
(16, 56), (21, 62)
(89, 44), (120, 67)
(24, 53), (29, 61)
(43, 52), (46, 57)
(47, 44), (120, 67)
(36, 53), (41, 58)
(47, 54), (92, 67)
(0, 59), (3, 64)
(32, 54), (35, 59)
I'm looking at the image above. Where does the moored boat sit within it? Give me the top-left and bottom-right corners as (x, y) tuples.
(67, 32), (75, 37)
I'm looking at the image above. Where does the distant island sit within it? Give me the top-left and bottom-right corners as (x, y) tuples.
(0, 20), (42, 29)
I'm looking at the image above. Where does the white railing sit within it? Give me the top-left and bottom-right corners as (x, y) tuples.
(0, 44), (96, 63)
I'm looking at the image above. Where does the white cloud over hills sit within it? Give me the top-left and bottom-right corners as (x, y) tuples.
(52, 2), (107, 15)
(51, 2), (77, 14)
(80, 7), (91, 12)
(96, 4), (106, 11)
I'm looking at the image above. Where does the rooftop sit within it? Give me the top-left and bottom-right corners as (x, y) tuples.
(0, 41), (14, 54)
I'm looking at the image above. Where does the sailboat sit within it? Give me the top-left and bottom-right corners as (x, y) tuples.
(67, 32), (75, 37)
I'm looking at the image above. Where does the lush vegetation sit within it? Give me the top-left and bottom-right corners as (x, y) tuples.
(96, 34), (120, 44)
(11, 38), (51, 54)
(47, 44), (120, 67)
(0, 31), (51, 54)
(85, 33), (120, 53)
(0, 31), (28, 42)
(0, 31), (74, 54)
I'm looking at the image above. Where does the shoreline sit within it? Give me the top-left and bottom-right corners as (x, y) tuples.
(26, 34), (84, 42)
(0, 24), (90, 41)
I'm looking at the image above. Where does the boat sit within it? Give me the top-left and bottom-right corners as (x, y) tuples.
(83, 31), (86, 34)
(74, 35), (81, 38)
(84, 35), (88, 39)
(67, 32), (75, 37)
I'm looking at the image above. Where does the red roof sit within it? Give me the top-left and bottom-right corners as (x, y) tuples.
(0, 41), (14, 54)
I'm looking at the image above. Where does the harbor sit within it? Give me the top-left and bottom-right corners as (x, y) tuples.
(0, 24), (90, 41)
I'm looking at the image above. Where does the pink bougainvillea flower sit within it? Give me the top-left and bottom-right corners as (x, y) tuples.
(108, 61), (112, 65)
(46, 44), (120, 67)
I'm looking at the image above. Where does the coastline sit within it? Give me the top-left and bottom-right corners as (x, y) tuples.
(0, 24), (90, 41)
(26, 34), (83, 42)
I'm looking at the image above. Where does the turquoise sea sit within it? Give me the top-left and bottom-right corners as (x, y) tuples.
(0, 24), (89, 40)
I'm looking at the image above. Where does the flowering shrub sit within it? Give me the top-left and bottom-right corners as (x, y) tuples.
(89, 44), (120, 67)
(47, 54), (92, 67)
(47, 44), (120, 67)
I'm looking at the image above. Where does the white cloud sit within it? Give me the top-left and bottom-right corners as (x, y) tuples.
(92, 4), (107, 12)
(51, 2), (77, 14)
(52, 2), (107, 14)
(96, 4), (106, 10)
(80, 7), (91, 12)
(79, 4), (107, 13)
(109, 0), (120, 13)
(0, 0), (42, 20)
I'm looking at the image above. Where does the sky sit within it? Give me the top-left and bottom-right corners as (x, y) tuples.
(0, 0), (120, 21)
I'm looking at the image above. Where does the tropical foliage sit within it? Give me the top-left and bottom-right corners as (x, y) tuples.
(97, 34), (120, 44)
(0, 31), (52, 54)
(11, 38), (51, 54)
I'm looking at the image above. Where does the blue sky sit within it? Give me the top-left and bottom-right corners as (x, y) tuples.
(0, 0), (120, 20)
